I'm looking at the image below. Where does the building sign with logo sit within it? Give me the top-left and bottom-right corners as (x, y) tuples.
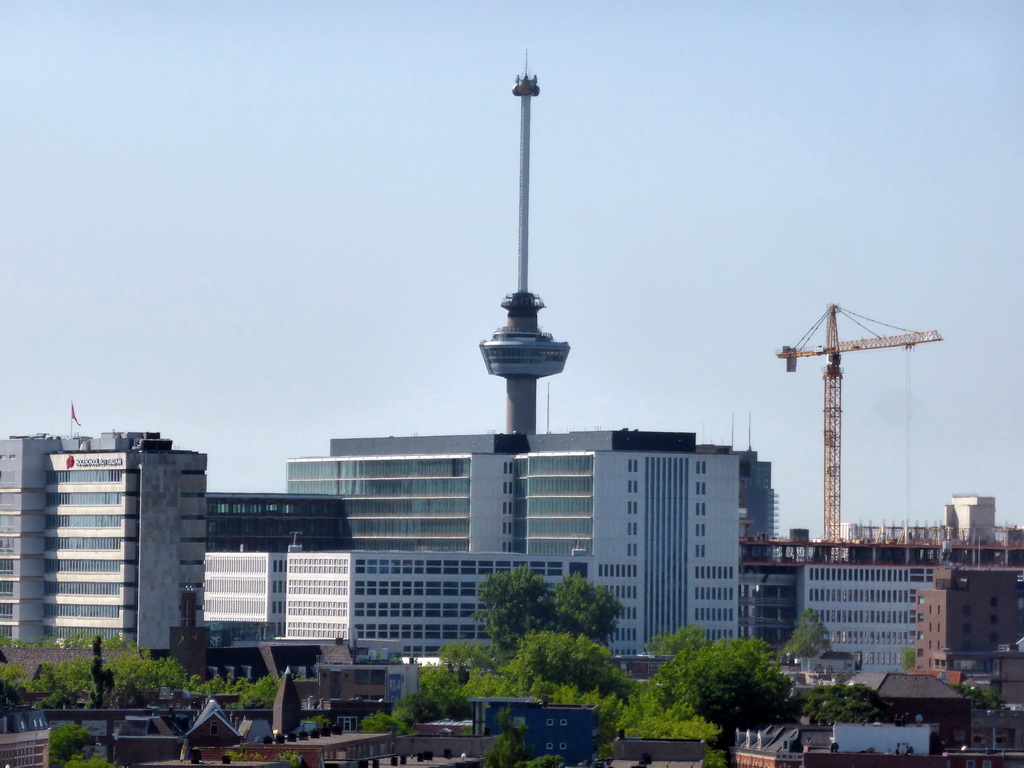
(64, 455), (125, 469)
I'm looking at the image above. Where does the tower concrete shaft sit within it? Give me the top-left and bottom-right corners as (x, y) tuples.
(480, 71), (569, 434)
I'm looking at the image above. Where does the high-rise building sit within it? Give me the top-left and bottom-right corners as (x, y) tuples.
(0, 432), (206, 648)
(479, 71), (569, 435)
(285, 430), (744, 650)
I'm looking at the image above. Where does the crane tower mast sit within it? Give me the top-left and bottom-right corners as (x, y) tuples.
(778, 305), (942, 541)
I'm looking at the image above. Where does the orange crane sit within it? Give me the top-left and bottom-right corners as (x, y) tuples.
(777, 305), (942, 541)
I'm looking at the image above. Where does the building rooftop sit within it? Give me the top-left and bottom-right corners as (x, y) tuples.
(325, 430), (699, 459)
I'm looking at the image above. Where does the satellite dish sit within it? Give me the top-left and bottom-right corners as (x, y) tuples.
(915, 714), (924, 724)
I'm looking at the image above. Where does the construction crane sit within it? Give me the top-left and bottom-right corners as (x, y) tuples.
(778, 305), (942, 541)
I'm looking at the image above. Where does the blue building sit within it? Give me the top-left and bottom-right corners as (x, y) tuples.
(471, 698), (597, 765)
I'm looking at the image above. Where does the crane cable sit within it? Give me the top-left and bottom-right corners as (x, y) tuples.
(906, 347), (913, 525)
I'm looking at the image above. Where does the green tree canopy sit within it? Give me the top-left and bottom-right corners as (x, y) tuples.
(901, 648), (917, 671)
(551, 573), (622, 645)
(502, 632), (633, 699)
(64, 758), (115, 768)
(360, 712), (415, 734)
(782, 609), (830, 658)
(645, 625), (711, 656)
(439, 641), (498, 683)
(953, 683), (1004, 711)
(485, 708), (533, 768)
(394, 665), (471, 725)
(800, 684), (887, 725)
(50, 722), (94, 768)
(649, 638), (793, 748)
(475, 567), (622, 656)
(475, 567), (556, 656)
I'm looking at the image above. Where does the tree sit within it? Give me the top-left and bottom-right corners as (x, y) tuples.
(645, 625), (711, 656)
(64, 758), (115, 768)
(953, 683), (1004, 711)
(901, 647), (917, 671)
(502, 632), (633, 699)
(393, 665), (471, 724)
(104, 650), (189, 707)
(32, 658), (92, 702)
(649, 638), (793, 748)
(800, 685), (887, 725)
(782, 609), (830, 658)
(89, 636), (114, 709)
(439, 641), (498, 683)
(552, 574), (622, 645)
(485, 708), (532, 768)
(618, 681), (720, 741)
(50, 723), (94, 768)
(475, 567), (555, 656)
(520, 757), (563, 768)
(360, 712), (414, 734)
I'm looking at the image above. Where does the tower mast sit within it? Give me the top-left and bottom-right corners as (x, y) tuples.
(480, 70), (570, 434)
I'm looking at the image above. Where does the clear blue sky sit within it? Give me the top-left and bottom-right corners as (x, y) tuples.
(2, 2), (1021, 536)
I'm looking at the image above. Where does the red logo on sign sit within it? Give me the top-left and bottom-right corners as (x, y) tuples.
(66, 456), (75, 469)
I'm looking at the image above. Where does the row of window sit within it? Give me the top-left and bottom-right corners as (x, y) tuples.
(46, 492), (124, 507)
(814, 608), (909, 625)
(204, 598), (267, 615)
(44, 604), (121, 618)
(598, 563), (638, 578)
(808, 566), (930, 583)
(809, 588), (911, 604)
(45, 537), (123, 551)
(288, 457), (470, 482)
(355, 580), (477, 597)
(354, 558), (564, 577)
(46, 515), (123, 528)
(695, 565), (733, 579)
(289, 581), (348, 595)
(47, 469), (124, 484)
(696, 586), (733, 600)
(44, 582), (122, 596)
(831, 630), (911, 645)
(695, 607), (733, 622)
(289, 560), (350, 574)
(352, 623), (485, 641)
(517, 455), (593, 477)
(206, 577), (273, 595)
(353, 602), (477, 619)
(44, 559), (123, 573)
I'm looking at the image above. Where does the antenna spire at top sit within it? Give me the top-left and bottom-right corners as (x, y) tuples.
(524, 49), (529, 76)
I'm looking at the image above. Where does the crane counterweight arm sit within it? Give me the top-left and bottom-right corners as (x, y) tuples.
(777, 330), (942, 360)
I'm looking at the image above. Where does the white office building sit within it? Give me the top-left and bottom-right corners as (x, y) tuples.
(0, 432), (206, 648)
(800, 564), (931, 668)
(279, 430), (753, 650)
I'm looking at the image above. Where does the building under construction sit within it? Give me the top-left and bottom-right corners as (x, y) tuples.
(739, 496), (1024, 670)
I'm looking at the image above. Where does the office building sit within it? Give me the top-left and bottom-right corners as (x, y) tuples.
(283, 429), (746, 649)
(204, 550), (592, 657)
(914, 568), (1024, 673)
(206, 494), (350, 554)
(0, 432), (205, 648)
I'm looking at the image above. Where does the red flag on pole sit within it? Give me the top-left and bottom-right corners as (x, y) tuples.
(71, 403), (81, 426)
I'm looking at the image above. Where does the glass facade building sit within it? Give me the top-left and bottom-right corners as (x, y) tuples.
(286, 457), (472, 552)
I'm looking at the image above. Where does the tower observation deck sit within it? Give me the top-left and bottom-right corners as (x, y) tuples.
(480, 72), (570, 435)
